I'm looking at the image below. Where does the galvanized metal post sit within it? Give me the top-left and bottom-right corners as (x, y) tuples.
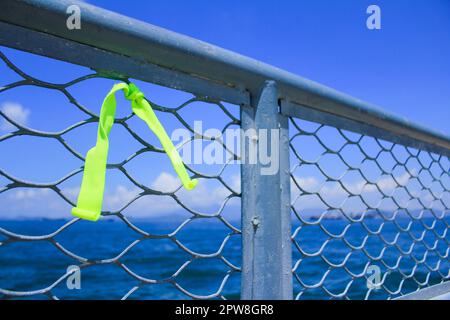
(241, 80), (293, 299)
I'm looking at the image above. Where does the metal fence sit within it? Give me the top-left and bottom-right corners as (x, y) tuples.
(0, 0), (449, 300)
(0, 49), (241, 299)
(289, 114), (449, 299)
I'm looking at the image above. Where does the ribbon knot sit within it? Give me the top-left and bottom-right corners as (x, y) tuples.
(124, 83), (144, 102)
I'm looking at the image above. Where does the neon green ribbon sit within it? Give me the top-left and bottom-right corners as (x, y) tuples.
(71, 82), (198, 221)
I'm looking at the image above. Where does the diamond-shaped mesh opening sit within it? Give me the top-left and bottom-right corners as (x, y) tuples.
(0, 47), (241, 300)
(290, 117), (450, 300)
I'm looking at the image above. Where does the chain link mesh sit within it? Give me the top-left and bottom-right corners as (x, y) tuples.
(1, 43), (449, 300)
(0, 48), (242, 300)
(289, 116), (450, 299)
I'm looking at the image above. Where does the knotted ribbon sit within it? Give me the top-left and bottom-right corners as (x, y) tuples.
(71, 82), (197, 221)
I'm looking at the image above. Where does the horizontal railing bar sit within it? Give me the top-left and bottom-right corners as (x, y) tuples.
(0, 22), (249, 106)
(395, 281), (450, 300)
(282, 101), (450, 157)
(0, 0), (449, 153)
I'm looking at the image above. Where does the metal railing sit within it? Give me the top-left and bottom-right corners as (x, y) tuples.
(0, 49), (241, 299)
(0, 0), (449, 300)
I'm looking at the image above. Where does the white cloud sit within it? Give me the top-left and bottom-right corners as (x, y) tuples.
(11, 188), (51, 200)
(0, 167), (425, 220)
(150, 171), (235, 209)
(0, 171), (238, 219)
(103, 185), (139, 210)
(0, 102), (30, 131)
(0, 188), (70, 219)
(150, 172), (181, 193)
(291, 171), (416, 211)
(83, 172), (239, 219)
(62, 186), (81, 199)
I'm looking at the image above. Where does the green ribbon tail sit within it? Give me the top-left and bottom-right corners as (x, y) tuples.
(71, 83), (127, 221)
(130, 93), (198, 191)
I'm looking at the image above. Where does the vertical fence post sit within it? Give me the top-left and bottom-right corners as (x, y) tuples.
(241, 80), (293, 299)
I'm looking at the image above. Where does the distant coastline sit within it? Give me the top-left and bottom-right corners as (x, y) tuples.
(0, 209), (440, 223)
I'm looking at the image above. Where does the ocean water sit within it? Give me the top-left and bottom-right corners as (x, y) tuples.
(0, 217), (448, 300)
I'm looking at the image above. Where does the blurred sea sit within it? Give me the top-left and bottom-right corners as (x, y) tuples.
(0, 216), (448, 300)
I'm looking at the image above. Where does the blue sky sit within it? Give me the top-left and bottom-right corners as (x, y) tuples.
(0, 0), (449, 220)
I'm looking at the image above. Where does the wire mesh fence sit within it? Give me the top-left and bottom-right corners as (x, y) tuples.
(289, 116), (450, 299)
(0, 47), (242, 299)
(0, 4), (449, 299)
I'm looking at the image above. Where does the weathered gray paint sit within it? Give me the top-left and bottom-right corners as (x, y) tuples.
(1, 0), (449, 154)
(279, 113), (293, 299)
(240, 103), (257, 299)
(241, 81), (292, 299)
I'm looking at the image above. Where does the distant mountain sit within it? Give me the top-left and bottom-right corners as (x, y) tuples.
(305, 209), (444, 221)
